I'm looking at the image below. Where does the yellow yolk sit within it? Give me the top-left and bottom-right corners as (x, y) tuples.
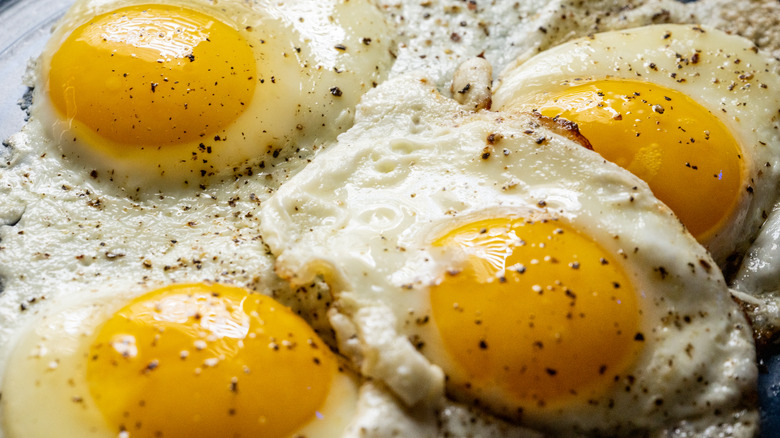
(48, 4), (256, 150)
(430, 217), (642, 413)
(507, 80), (743, 241)
(86, 283), (335, 438)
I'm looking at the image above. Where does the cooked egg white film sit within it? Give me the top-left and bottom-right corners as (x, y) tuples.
(493, 24), (780, 268)
(1, 283), (359, 438)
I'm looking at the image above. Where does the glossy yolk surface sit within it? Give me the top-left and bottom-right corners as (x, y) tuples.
(87, 283), (335, 438)
(430, 217), (642, 411)
(48, 5), (256, 149)
(509, 80), (743, 241)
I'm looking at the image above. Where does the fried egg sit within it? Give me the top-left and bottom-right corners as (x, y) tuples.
(32, 0), (395, 190)
(259, 76), (758, 436)
(1, 283), (360, 437)
(492, 24), (780, 268)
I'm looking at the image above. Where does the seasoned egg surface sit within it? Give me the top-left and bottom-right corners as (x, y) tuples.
(33, 0), (395, 189)
(259, 76), (758, 436)
(493, 24), (780, 268)
(0, 1), (776, 438)
(1, 283), (359, 437)
(371, 0), (696, 89)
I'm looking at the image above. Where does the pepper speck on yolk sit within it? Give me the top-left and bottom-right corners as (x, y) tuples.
(86, 283), (335, 438)
(504, 80), (743, 241)
(48, 5), (256, 151)
(430, 217), (643, 413)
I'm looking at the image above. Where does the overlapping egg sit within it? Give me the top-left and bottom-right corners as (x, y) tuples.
(492, 24), (780, 268)
(259, 76), (758, 435)
(32, 0), (395, 190)
(1, 283), (359, 437)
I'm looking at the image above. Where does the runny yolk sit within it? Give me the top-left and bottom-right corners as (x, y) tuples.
(430, 217), (642, 413)
(506, 80), (743, 242)
(87, 283), (335, 438)
(48, 5), (256, 149)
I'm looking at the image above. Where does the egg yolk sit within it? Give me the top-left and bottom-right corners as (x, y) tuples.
(430, 217), (642, 412)
(507, 80), (743, 241)
(86, 283), (335, 438)
(48, 4), (256, 150)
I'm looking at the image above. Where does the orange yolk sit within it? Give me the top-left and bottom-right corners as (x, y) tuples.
(430, 217), (643, 413)
(87, 283), (335, 438)
(48, 5), (256, 150)
(507, 80), (743, 241)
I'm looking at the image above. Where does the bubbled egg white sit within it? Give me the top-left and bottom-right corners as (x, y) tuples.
(32, 0), (395, 190)
(259, 75), (758, 436)
(493, 24), (780, 268)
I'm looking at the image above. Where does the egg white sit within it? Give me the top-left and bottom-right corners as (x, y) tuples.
(372, 0), (698, 89)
